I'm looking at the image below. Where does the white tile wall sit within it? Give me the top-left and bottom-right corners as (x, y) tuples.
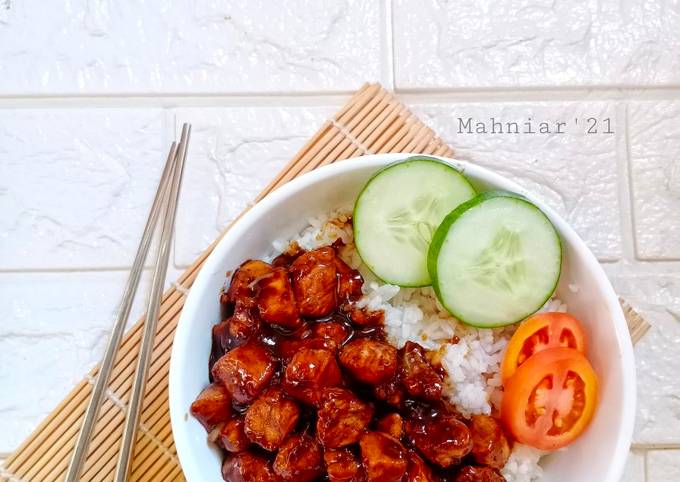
(611, 272), (680, 445)
(0, 271), (151, 452)
(2, 0), (679, 479)
(393, 0), (680, 89)
(0, 0), (381, 95)
(628, 101), (680, 260)
(647, 450), (680, 481)
(0, 108), (165, 270)
(621, 450), (645, 482)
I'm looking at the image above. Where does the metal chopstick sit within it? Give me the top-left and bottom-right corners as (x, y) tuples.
(64, 141), (180, 482)
(114, 123), (191, 482)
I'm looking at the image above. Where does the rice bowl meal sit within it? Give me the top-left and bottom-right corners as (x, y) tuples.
(169, 154), (635, 482)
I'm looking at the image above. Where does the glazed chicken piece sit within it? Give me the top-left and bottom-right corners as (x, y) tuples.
(226, 260), (273, 308)
(310, 319), (352, 351)
(190, 383), (232, 430)
(210, 307), (261, 375)
(374, 376), (406, 408)
(324, 449), (367, 482)
(339, 338), (398, 384)
(359, 432), (409, 482)
(212, 306), (261, 360)
(290, 247), (338, 317)
(216, 417), (250, 453)
(227, 306), (261, 345)
(211, 341), (277, 404)
(469, 415), (511, 470)
(283, 347), (343, 405)
(349, 307), (385, 327)
(406, 452), (438, 482)
(317, 387), (374, 448)
(222, 451), (282, 482)
(256, 267), (301, 329)
(405, 413), (472, 468)
(273, 433), (325, 482)
(244, 387), (300, 451)
(399, 342), (444, 401)
(209, 320), (231, 375)
(454, 466), (506, 482)
(335, 255), (364, 303)
(376, 413), (404, 440)
(275, 335), (334, 362)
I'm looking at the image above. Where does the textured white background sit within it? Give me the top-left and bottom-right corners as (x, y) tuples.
(1, 1), (679, 480)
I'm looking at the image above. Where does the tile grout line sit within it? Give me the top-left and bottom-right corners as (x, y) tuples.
(632, 443), (680, 450)
(616, 102), (637, 262)
(380, 0), (396, 91)
(623, 102), (642, 262)
(0, 86), (680, 108)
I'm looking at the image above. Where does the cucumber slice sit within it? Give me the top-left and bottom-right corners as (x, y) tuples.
(353, 157), (476, 287)
(428, 191), (562, 327)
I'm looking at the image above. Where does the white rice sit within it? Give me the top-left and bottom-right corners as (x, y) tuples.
(272, 208), (557, 482)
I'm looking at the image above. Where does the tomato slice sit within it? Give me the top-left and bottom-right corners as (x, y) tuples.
(501, 347), (598, 451)
(501, 312), (587, 382)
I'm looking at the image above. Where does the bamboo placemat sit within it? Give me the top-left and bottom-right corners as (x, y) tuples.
(0, 83), (649, 482)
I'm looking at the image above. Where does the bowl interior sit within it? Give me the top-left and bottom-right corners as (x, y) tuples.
(169, 154), (634, 482)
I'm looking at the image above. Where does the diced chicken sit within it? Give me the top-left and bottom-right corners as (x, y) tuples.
(226, 260), (273, 308)
(349, 307), (385, 327)
(339, 338), (398, 384)
(222, 451), (282, 482)
(335, 255), (364, 302)
(275, 317), (351, 360)
(243, 387), (300, 451)
(273, 433), (324, 482)
(399, 342), (443, 401)
(454, 466), (506, 482)
(359, 432), (409, 482)
(317, 387), (374, 448)
(283, 347), (343, 405)
(212, 307), (261, 365)
(376, 413), (404, 440)
(290, 247), (338, 317)
(209, 320), (231, 375)
(406, 452), (438, 482)
(217, 417), (250, 453)
(405, 414), (472, 468)
(374, 376), (406, 408)
(275, 336), (332, 362)
(256, 267), (301, 329)
(211, 341), (277, 404)
(469, 415), (511, 470)
(324, 449), (367, 482)
(190, 383), (232, 430)
(310, 319), (352, 351)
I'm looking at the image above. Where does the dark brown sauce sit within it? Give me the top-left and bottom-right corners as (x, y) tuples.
(197, 240), (508, 482)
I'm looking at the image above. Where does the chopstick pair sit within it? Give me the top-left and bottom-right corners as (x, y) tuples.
(65, 124), (192, 482)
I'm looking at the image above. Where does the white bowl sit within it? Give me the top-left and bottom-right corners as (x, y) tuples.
(169, 153), (635, 482)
